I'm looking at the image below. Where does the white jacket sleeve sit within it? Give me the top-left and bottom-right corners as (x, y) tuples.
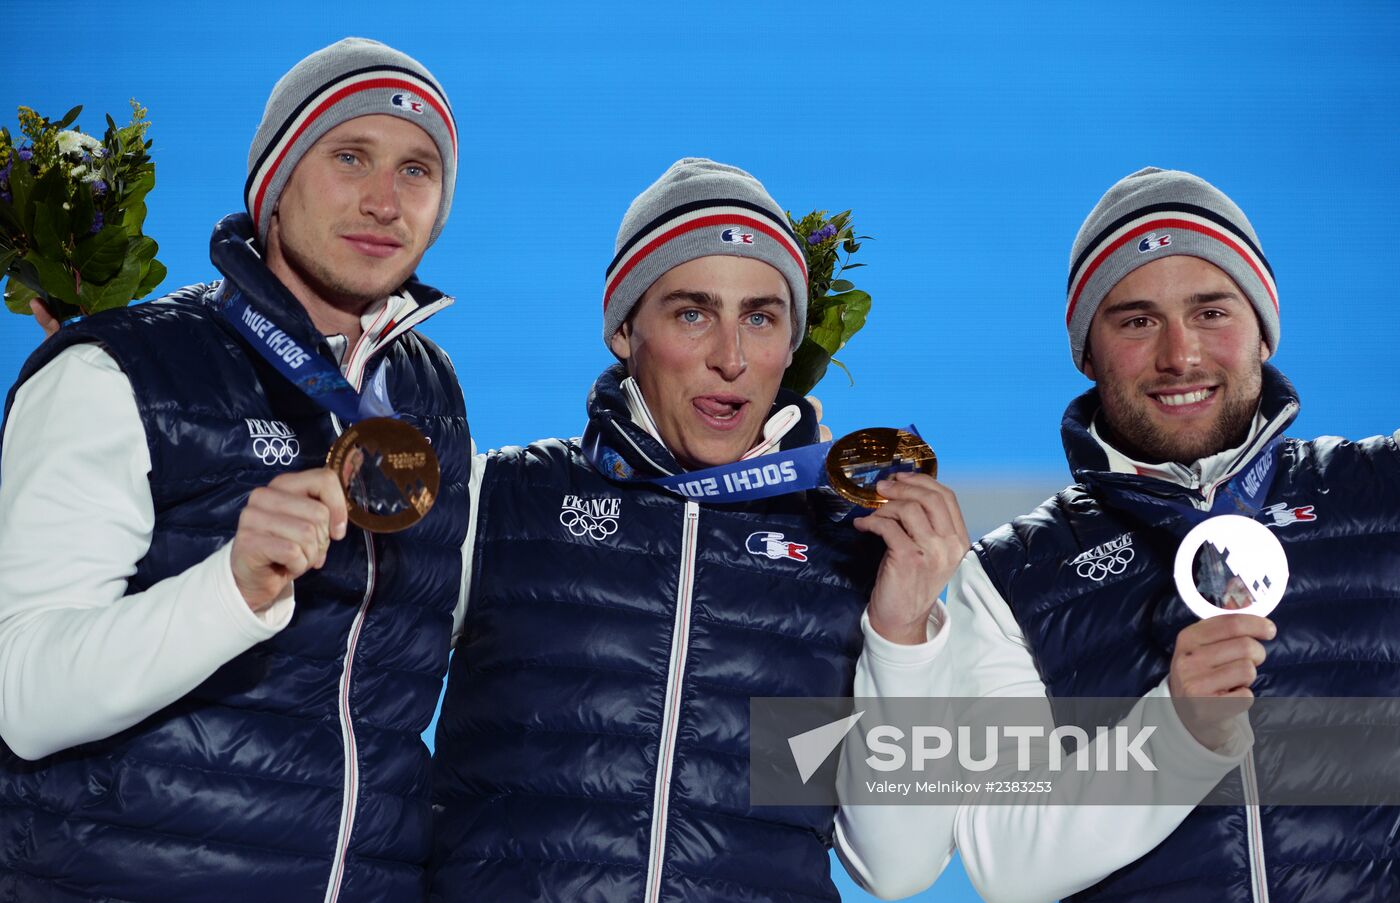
(948, 552), (1251, 903)
(0, 344), (293, 760)
(832, 603), (957, 900)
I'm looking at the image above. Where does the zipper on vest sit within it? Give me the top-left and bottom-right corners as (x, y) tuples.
(321, 319), (390, 903)
(643, 501), (701, 903)
(324, 527), (376, 903)
(1242, 751), (1270, 903)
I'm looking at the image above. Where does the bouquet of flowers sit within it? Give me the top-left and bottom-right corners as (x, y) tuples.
(782, 209), (872, 395)
(0, 101), (165, 322)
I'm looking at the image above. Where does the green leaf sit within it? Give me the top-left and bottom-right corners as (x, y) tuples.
(827, 357), (855, 387)
(806, 297), (848, 357)
(9, 254), (43, 295)
(834, 289), (872, 349)
(0, 199), (23, 237)
(24, 251), (78, 304)
(805, 289), (871, 360)
(86, 235), (157, 312)
(76, 278), (103, 314)
(129, 234), (158, 266)
(135, 257), (166, 299)
(829, 279), (855, 293)
(8, 162), (35, 231)
(55, 105), (83, 130)
(71, 185), (96, 237)
(122, 200), (148, 236)
(31, 204), (67, 259)
(73, 224), (129, 283)
(781, 336), (833, 396)
(88, 248), (143, 313)
(121, 170), (154, 209)
(0, 248), (17, 275)
(30, 167), (74, 242)
(3, 275), (38, 315)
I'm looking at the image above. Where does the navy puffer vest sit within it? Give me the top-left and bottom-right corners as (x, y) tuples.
(975, 366), (1400, 902)
(0, 214), (470, 903)
(431, 365), (881, 903)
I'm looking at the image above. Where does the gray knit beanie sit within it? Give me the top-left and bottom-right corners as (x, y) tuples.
(603, 158), (808, 348)
(1066, 167), (1278, 372)
(245, 37), (457, 248)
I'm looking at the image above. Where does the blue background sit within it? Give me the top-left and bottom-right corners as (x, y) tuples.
(3, 3), (1397, 900)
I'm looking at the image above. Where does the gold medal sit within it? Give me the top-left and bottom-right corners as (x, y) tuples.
(825, 428), (938, 508)
(326, 417), (440, 533)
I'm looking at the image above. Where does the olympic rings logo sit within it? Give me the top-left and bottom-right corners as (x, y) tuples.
(1075, 546), (1135, 581)
(559, 508), (619, 541)
(253, 436), (301, 466)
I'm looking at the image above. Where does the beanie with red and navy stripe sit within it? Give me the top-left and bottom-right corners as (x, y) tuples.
(245, 37), (457, 248)
(603, 158), (808, 349)
(1066, 167), (1278, 372)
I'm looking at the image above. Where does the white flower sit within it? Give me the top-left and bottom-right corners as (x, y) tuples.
(67, 164), (102, 183)
(57, 129), (102, 156)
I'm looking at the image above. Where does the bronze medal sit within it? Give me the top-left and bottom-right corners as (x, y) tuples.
(825, 428), (938, 508)
(326, 417), (440, 533)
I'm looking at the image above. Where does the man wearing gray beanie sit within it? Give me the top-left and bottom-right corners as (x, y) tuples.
(0, 37), (470, 901)
(429, 157), (970, 902)
(886, 169), (1400, 903)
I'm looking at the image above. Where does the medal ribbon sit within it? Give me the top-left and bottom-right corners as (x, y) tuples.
(1099, 435), (1285, 530)
(214, 281), (395, 424)
(583, 424), (925, 505)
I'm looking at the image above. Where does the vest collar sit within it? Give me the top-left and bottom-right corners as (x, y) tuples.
(1062, 364), (1301, 510)
(581, 363), (820, 480)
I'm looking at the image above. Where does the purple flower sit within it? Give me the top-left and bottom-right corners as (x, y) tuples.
(92, 179), (107, 196)
(90, 211), (104, 233)
(0, 191), (10, 204)
(16, 147), (32, 162)
(807, 223), (838, 244)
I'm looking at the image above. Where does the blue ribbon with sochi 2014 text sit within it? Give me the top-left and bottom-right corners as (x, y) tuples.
(213, 281), (395, 424)
(584, 424), (927, 505)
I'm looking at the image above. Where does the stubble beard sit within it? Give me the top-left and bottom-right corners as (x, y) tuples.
(1098, 360), (1264, 466)
(279, 224), (414, 315)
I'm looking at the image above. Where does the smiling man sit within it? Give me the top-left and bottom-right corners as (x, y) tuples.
(0, 38), (469, 901)
(429, 158), (969, 902)
(934, 168), (1400, 902)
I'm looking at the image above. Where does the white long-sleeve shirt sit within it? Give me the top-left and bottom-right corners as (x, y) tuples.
(836, 606), (957, 900)
(946, 552), (1251, 903)
(0, 344), (294, 759)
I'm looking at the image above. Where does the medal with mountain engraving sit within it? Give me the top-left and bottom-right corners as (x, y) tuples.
(326, 417), (440, 533)
(825, 428), (937, 508)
